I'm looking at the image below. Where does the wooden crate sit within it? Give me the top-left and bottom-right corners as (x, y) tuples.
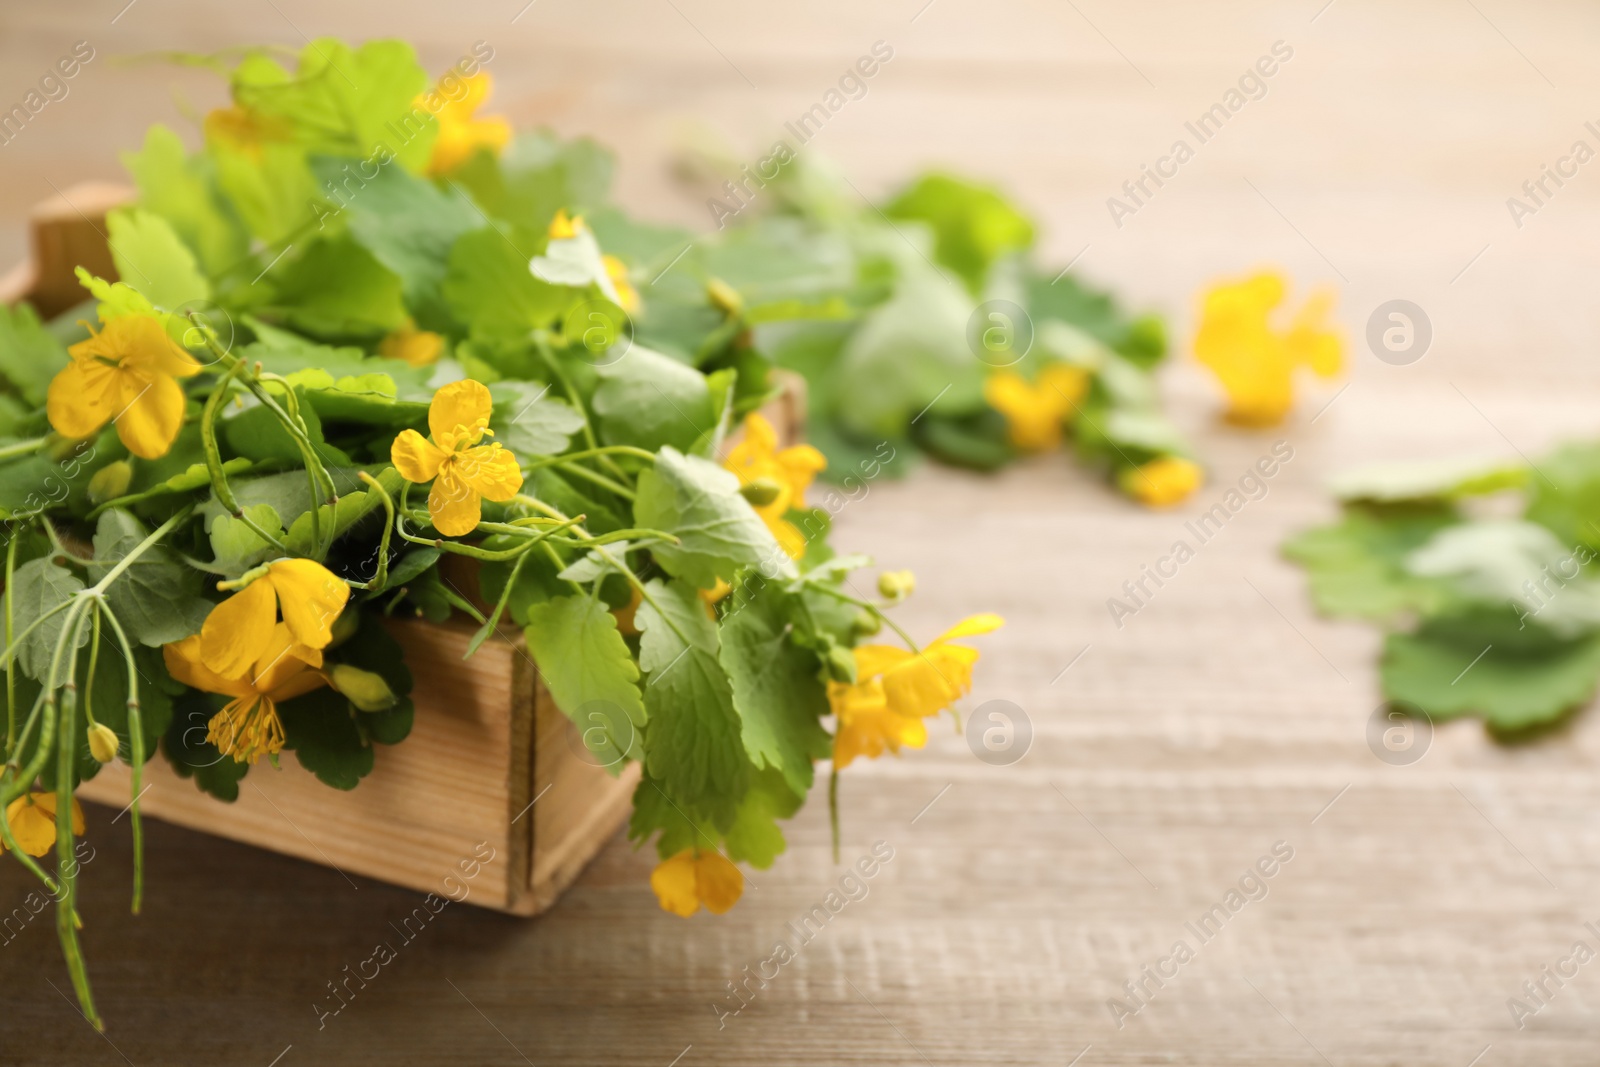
(7, 182), (803, 913)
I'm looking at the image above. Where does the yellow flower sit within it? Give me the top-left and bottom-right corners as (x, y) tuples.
(391, 379), (524, 537)
(650, 849), (743, 916)
(548, 209), (583, 240)
(2, 793), (85, 858)
(722, 413), (827, 559)
(603, 254), (640, 313)
(379, 324), (444, 367)
(983, 364), (1089, 451)
(1194, 271), (1342, 426)
(47, 314), (201, 459)
(199, 558), (351, 679)
(829, 614), (1004, 769)
(1120, 456), (1203, 508)
(203, 105), (292, 160)
(165, 624), (329, 765)
(424, 71), (511, 176)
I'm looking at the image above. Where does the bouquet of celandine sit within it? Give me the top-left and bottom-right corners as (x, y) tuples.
(0, 38), (1001, 1027)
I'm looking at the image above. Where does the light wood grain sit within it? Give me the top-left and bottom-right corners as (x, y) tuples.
(5, 1), (1600, 1064)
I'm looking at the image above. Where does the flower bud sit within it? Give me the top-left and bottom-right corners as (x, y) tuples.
(88, 461), (133, 504)
(707, 277), (743, 317)
(329, 665), (397, 712)
(823, 643), (858, 685)
(738, 477), (783, 508)
(853, 610), (881, 638)
(877, 570), (915, 601)
(87, 723), (120, 764)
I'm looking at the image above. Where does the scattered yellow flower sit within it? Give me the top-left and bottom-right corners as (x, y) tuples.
(1120, 456), (1204, 508)
(548, 209), (583, 240)
(723, 413), (827, 559)
(829, 614), (1004, 769)
(47, 314), (201, 459)
(391, 379), (524, 537)
(1, 793), (84, 858)
(1194, 271), (1342, 426)
(650, 849), (743, 916)
(199, 558), (350, 679)
(164, 623), (329, 765)
(424, 71), (511, 176)
(379, 323), (444, 367)
(983, 364), (1089, 451)
(603, 253), (640, 313)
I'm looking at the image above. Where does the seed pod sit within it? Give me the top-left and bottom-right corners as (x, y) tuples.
(329, 665), (397, 712)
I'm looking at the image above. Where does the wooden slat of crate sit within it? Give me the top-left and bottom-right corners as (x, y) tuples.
(74, 622), (640, 913)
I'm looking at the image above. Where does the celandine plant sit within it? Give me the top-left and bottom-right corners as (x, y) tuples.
(0, 38), (1001, 1027)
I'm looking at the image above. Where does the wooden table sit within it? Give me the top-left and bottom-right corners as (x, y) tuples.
(4, 1), (1600, 1063)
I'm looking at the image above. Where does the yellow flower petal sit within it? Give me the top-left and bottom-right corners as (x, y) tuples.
(1121, 457), (1203, 508)
(379, 325), (444, 367)
(3, 793), (84, 857)
(111, 315), (201, 379)
(425, 72), (511, 176)
(650, 851), (701, 917)
(428, 379), (493, 452)
(880, 645), (977, 719)
(428, 467), (483, 536)
(113, 369), (187, 459)
(391, 428), (447, 483)
(694, 851), (744, 915)
(454, 443), (524, 502)
(163, 634), (256, 698)
(852, 644), (913, 680)
(931, 613), (1006, 644)
(548, 209), (583, 240)
(46, 357), (119, 440)
(198, 576), (279, 680)
(266, 558), (349, 653)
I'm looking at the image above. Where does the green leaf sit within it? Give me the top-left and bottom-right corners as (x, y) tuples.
(0, 303), (70, 406)
(523, 594), (646, 770)
(106, 208), (212, 312)
(241, 38), (435, 171)
(89, 508), (210, 646)
(634, 446), (789, 588)
(592, 346), (714, 454)
(1527, 441), (1600, 553)
(488, 381), (585, 459)
(451, 131), (613, 231)
(206, 121), (320, 245)
(830, 265), (982, 438)
(1282, 506), (1457, 621)
(1405, 520), (1600, 636)
(1329, 457), (1527, 504)
(333, 161), (481, 325)
(1382, 611), (1600, 731)
(121, 123), (249, 277)
(884, 173), (1034, 294)
(722, 767), (802, 868)
(9, 558), (87, 682)
(208, 504), (285, 571)
(268, 236), (407, 338)
(279, 687), (374, 790)
(636, 579), (748, 825)
(628, 771), (716, 857)
(284, 467), (403, 557)
(443, 227), (571, 339)
(718, 586), (830, 794)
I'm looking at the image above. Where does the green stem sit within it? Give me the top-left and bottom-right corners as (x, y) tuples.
(811, 585), (920, 653)
(531, 335), (630, 483)
(200, 364), (289, 554)
(0, 436), (50, 462)
(5, 530), (18, 758)
(353, 471), (395, 591)
(54, 609), (99, 1029)
(549, 460), (636, 501)
(96, 606), (145, 914)
(521, 445), (657, 472)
